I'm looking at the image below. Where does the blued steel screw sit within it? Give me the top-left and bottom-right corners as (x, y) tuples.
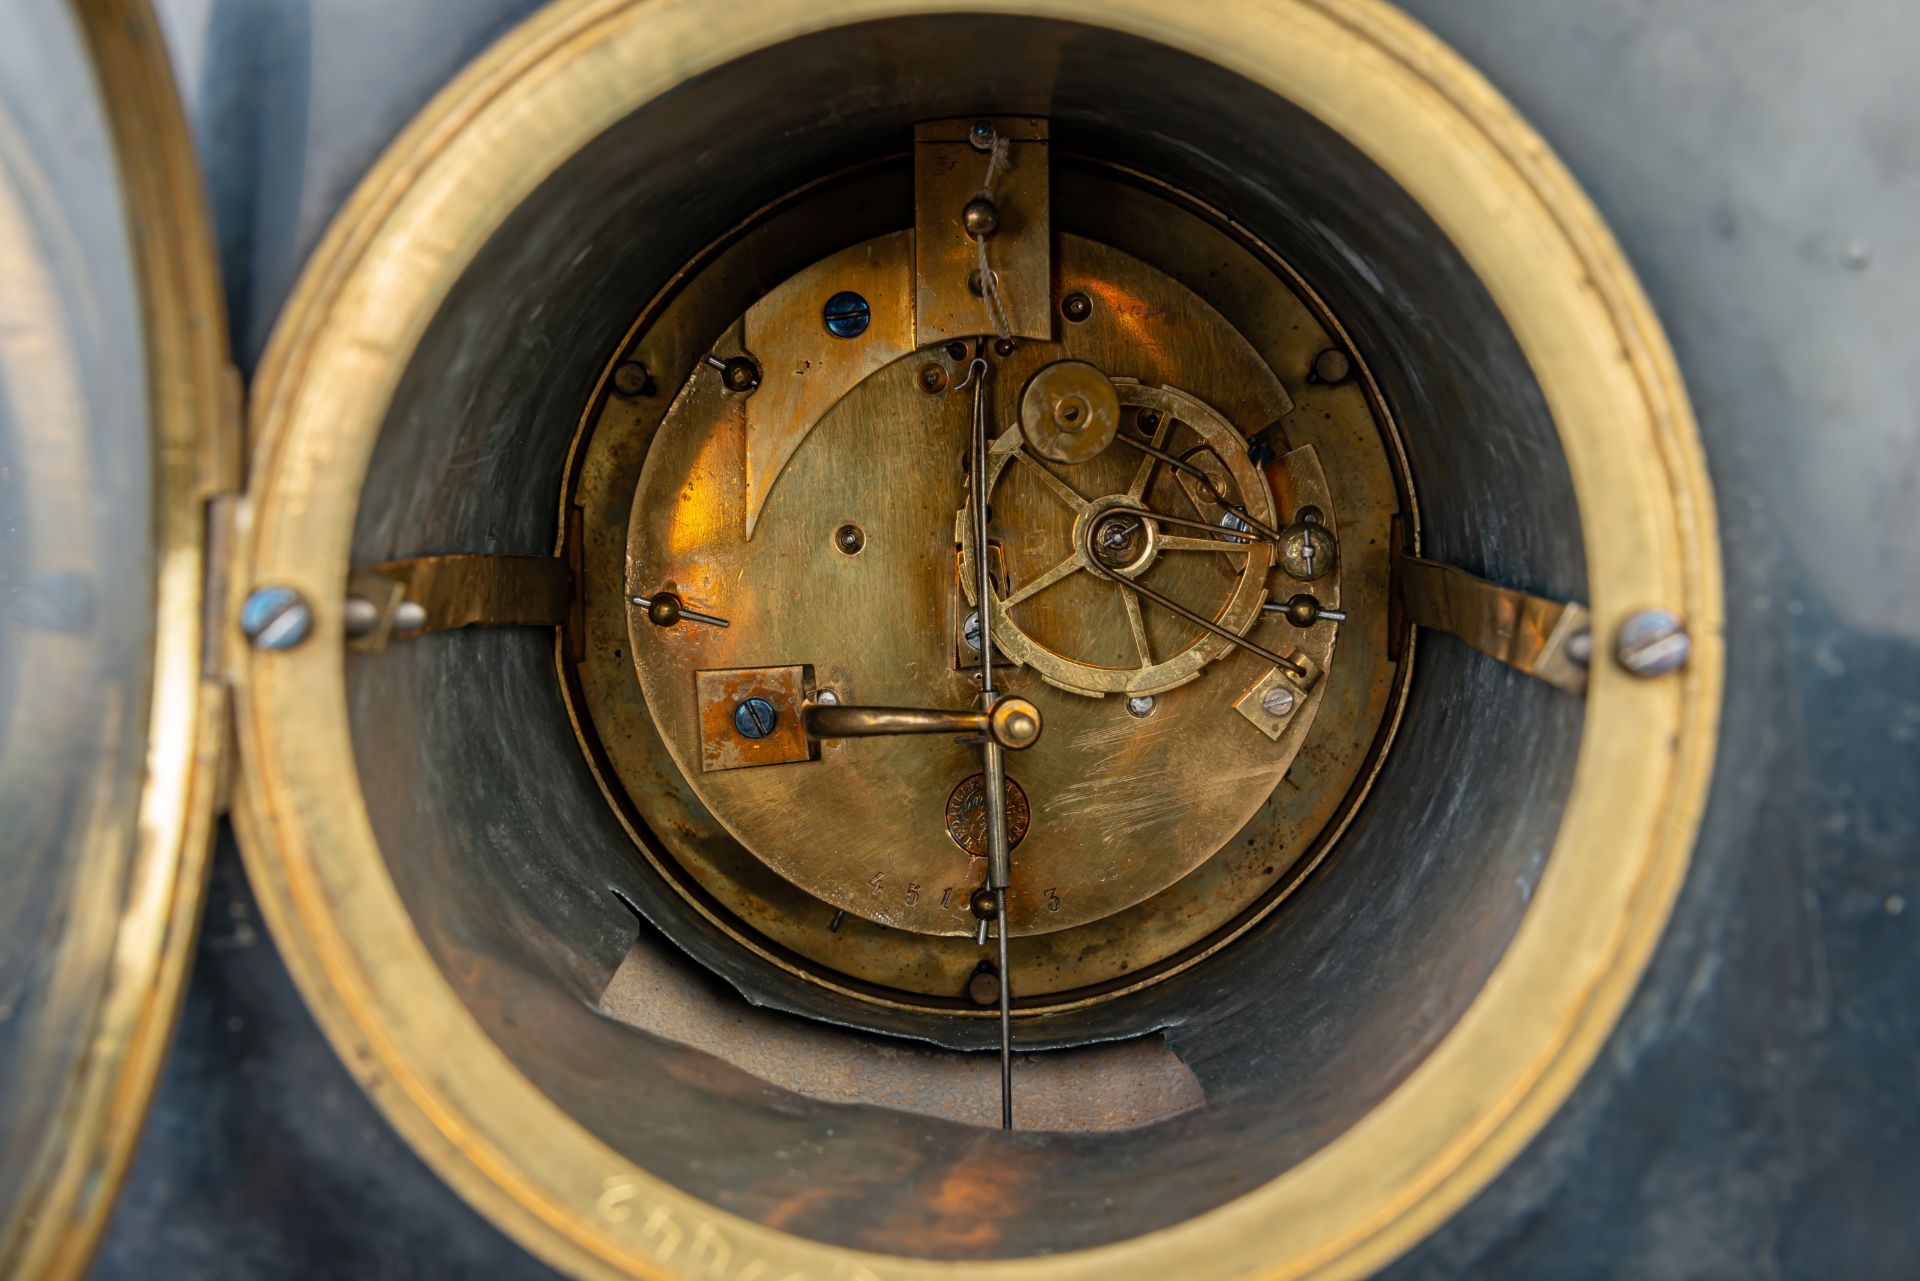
(241, 586), (312, 651)
(733, 697), (779, 739)
(822, 290), (871, 339)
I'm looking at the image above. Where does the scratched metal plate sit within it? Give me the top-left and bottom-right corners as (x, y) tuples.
(563, 164), (1409, 1008)
(626, 234), (1331, 937)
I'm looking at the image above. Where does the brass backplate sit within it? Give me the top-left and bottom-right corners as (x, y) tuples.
(561, 161), (1409, 1008)
(626, 233), (1333, 938)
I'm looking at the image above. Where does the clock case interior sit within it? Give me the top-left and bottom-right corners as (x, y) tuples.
(342, 14), (1582, 1260)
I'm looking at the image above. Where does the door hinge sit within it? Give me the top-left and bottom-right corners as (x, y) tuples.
(199, 362), (247, 689)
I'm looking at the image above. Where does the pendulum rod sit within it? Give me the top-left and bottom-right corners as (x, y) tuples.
(961, 347), (1015, 1130)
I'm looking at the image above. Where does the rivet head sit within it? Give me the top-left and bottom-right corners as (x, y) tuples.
(241, 586), (312, 650)
(1616, 610), (1691, 676)
(834, 523), (865, 555)
(733, 697), (779, 740)
(822, 290), (871, 339)
(1061, 292), (1093, 323)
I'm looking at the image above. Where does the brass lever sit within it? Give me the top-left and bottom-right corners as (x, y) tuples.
(800, 697), (1042, 750)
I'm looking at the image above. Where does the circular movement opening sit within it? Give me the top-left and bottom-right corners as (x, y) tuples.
(235, 4), (1720, 1280)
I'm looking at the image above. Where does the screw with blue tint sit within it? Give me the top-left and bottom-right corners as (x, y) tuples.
(822, 290), (871, 339)
(241, 585), (313, 650)
(733, 697), (779, 740)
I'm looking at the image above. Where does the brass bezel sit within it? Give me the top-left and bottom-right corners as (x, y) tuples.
(232, 4), (1723, 1281)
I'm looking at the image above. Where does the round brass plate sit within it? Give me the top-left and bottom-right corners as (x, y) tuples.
(569, 166), (1401, 1008)
(617, 228), (1356, 943)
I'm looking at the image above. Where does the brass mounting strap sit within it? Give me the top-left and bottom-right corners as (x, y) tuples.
(1398, 556), (1590, 694)
(346, 554), (572, 651)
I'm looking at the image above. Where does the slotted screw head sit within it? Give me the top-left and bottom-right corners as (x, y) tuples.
(733, 697), (779, 739)
(1616, 610), (1691, 677)
(241, 586), (312, 651)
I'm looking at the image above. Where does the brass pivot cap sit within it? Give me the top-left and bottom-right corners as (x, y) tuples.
(1019, 359), (1121, 463)
(987, 696), (1042, 750)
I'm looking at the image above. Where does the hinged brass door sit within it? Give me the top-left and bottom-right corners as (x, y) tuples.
(0, 3), (234, 1279)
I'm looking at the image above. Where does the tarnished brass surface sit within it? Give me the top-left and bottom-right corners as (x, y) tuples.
(567, 162), (1404, 1007)
(1399, 556), (1590, 693)
(625, 234), (1338, 939)
(348, 554), (571, 648)
(231, 4), (1720, 1280)
(695, 666), (819, 771)
(914, 117), (1051, 343)
(1019, 359), (1120, 463)
(742, 234), (915, 538)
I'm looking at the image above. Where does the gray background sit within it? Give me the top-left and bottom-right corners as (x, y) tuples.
(94, 1), (1919, 1276)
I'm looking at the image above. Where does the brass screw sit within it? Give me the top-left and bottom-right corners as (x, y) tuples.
(720, 356), (760, 392)
(917, 363), (948, 394)
(967, 967), (1001, 1007)
(993, 338), (1017, 358)
(1312, 348), (1353, 384)
(612, 361), (651, 396)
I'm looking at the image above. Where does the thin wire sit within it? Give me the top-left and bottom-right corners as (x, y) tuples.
(997, 888), (1013, 1129)
(975, 130), (1014, 340)
(963, 349), (1015, 1130)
